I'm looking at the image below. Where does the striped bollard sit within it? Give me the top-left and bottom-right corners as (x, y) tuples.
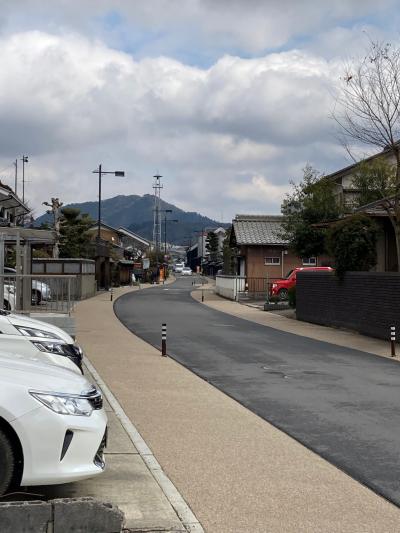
(391, 326), (396, 357)
(162, 323), (167, 357)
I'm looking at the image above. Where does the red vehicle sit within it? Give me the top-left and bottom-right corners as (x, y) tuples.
(271, 266), (333, 300)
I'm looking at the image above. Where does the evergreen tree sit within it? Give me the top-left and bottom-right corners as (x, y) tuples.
(327, 214), (378, 278)
(206, 231), (219, 263)
(59, 208), (94, 258)
(281, 165), (342, 257)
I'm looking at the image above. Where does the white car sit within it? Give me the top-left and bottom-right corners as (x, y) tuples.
(174, 263), (184, 273)
(3, 283), (15, 311)
(0, 353), (107, 495)
(4, 267), (51, 304)
(0, 310), (83, 374)
(181, 267), (192, 276)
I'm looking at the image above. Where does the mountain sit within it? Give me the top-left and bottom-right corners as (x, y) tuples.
(35, 194), (229, 245)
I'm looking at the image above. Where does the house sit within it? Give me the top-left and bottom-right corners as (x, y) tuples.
(324, 145), (400, 271)
(230, 215), (329, 281)
(0, 180), (30, 226)
(117, 227), (151, 258)
(88, 223), (150, 287)
(186, 243), (199, 272)
(354, 198), (398, 271)
(324, 144), (398, 211)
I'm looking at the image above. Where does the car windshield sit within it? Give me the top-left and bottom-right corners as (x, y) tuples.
(285, 269), (294, 279)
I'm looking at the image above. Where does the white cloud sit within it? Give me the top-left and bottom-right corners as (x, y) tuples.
(0, 0), (398, 59)
(0, 29), (365, 220)
(228, 174), (290, 203)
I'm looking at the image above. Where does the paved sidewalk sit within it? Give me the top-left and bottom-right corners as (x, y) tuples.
(30, 353), (190, 532)
(74, 285), (400, 533)
(192, 280), (397, 361)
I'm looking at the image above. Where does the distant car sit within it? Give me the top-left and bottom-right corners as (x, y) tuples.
(181, 267), (192, 276)
(271, 266), (334, 300)
(174, 263), (184, 273)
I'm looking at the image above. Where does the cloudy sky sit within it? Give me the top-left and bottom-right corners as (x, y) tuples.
(0, 0), (398, 221)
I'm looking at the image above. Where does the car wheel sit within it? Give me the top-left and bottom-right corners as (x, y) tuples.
(278, 288), (288, 300)
(0, 429), (15, 496)
(3, 299), (11, 311)
(32, 289), (42, 305)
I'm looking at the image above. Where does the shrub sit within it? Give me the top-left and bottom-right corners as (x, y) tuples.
(327, 214), (378, 279)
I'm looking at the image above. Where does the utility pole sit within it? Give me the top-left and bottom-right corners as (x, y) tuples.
(14, 159), (17, 195)
(97, 164), (102, 245)
(164, 210), (172, 255)
(163, 210), (178, 254)
(21, 155), (28, 204)
(152, 174), (163, 253)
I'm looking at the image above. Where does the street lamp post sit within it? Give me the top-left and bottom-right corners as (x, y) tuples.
(92, 164), (125, 246)
(92, 165), (125, 289)
(163, 209), (172, 255)
(164, 217), (178, 255)
(194, 227), (206, 273)
(162, 210), (178, 255)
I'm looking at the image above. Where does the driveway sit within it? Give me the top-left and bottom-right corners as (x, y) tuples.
(115, 276), (400, 507)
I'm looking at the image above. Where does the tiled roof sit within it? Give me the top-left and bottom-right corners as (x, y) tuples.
(233, 215), (288, 245)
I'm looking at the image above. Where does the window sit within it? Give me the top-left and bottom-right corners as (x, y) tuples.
(302, 257), (317, 266)
(265, 257), (280, 265)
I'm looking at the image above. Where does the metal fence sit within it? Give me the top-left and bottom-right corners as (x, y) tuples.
(215, 275), (282, 301)
(0, 274), (79, 315)
(237, 277), (282, 301)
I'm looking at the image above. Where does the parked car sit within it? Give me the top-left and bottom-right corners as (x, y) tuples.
(0, 310), (83, 373)
(4, 267), (52, 304)
(271, 266), (334, 300)
(0, 353), (107, 496)
(181, 267), (192, 276)
(3, 283), (15, 311)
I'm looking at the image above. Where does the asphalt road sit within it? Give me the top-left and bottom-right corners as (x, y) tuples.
(115, 276), (400, 507)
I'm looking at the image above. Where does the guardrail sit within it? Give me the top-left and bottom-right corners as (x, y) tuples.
(0, 274), (78, 315)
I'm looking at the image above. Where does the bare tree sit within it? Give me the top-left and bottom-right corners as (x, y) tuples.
(334, 41), (400, 270)
(43, 198), (63, 258)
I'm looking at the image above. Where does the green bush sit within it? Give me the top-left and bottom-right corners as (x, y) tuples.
(327, 214), (378, 279)
(288, 287), (296, 308)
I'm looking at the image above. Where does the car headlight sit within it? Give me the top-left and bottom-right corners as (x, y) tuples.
(272, 283), (277, 288)
(29, 391), (93, 416)
(15, 325), (63, 340)
(31, 340), (82, 360)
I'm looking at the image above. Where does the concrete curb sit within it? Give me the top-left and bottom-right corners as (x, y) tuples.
(0, 497), (124, 533)
(84, 356), (204, 533)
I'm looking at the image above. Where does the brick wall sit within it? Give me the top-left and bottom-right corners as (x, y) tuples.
(296, 271), (400, 340)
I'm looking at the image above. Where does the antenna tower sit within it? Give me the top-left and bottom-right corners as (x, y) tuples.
(152, 173), (163, 252)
